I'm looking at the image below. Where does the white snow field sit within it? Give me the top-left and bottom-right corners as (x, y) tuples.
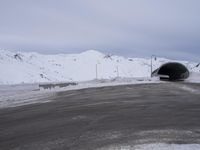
(0, 49), (199, 85)
(186, 72), (200, 83)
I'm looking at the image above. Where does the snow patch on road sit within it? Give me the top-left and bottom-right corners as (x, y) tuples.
(173, 83), (200, 94)
(107, 143), (200, 150)
(180, 85), (199, 94)
(98, 129), (200, 150)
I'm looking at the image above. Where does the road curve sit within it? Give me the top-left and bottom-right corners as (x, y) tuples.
(0, 83), (200, 150)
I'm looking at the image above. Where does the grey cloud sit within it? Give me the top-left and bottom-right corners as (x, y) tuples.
(0, 0), (200, 61)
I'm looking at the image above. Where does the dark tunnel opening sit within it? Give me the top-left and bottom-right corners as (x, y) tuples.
(155, 62), (190, 81)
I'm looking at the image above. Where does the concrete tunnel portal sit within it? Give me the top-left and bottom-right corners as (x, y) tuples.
(152, 62), (190, 81)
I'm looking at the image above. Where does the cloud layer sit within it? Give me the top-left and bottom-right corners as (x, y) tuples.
(0, 0), (200, 61)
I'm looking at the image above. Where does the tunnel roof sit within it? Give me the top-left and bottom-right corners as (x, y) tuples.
(153, 62), (189, 81)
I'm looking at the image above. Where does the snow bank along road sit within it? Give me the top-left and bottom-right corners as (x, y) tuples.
(0, 83), (200, 150)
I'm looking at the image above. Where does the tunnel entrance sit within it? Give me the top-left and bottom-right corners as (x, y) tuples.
(153, 62), (190, 81)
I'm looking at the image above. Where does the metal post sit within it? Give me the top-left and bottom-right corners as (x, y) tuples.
(151, 55), (156, 77)
(96, 64), (98, 79)
(151, 57), (152, 77)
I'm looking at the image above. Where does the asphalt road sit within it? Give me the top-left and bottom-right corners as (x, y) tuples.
(0, 83), (200, 150)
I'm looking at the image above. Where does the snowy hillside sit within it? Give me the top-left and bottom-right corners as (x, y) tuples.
(0, 49), (199, 84)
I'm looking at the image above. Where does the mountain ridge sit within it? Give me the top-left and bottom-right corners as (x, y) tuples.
(0, 49), (199, 85)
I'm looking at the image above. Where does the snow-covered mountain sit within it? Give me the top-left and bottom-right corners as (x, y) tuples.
(0, 49), (199, 84)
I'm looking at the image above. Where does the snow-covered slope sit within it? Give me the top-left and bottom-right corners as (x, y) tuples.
(0, 49), (199, 84)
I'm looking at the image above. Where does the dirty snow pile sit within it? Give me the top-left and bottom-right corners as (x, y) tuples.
(0, 49), (199, 85)
(0, 84), (56, 108)
(44, 77), (160, 91)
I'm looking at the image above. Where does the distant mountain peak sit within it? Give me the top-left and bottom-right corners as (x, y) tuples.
(80, 50), (104, 56)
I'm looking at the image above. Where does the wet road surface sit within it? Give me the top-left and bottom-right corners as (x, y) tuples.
(0, 83), (200, 150)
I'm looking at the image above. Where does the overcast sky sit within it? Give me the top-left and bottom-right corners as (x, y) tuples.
(0, 0), (200, 61)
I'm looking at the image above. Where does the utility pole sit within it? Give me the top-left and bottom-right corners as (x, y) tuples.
(151, 55), (157, 77)
(116, 66), (119, 77)
(96, 64), (98, 80)
(96, 62), (100, 80)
